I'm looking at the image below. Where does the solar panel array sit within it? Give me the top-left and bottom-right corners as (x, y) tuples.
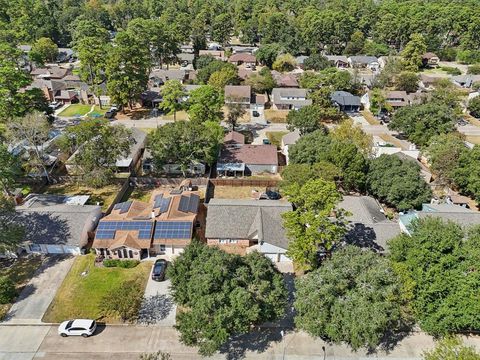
(178, 194), (200, 213)
(153, 194), (171, 214)
(95, 221), (153, 239)
(113, 201), (132, 214)
(154, 221), (192, 239)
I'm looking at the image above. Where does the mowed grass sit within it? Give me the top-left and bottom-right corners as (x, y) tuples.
(0, 256), (44, 320)
(58, 104), (92, 117)
(43, 183), (122, 211)
(266, 131), (289, 148)
(43, 254), (152, 323)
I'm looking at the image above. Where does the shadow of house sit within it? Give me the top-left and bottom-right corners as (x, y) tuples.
(15, 194), (102, 255)
(339, 196), (401, 252)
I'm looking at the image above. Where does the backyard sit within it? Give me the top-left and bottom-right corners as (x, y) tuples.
(266, 131), (289, 148)
(0, 256), (44, 320)
(213, 185), (266, 199)
(42, 254), (151, 323)
(58, 104), (107, 118)
(43, 182), (123, 211)
(265, 109), (288, 123)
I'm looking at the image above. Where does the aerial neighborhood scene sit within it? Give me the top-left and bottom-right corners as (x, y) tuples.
(1, 0), (480, 359)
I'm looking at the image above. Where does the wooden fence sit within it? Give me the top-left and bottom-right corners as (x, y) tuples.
(210, 178), (280, 187)
(131, 177), (209, 186)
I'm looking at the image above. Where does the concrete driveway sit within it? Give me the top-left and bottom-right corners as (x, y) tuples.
(138, 261), (176, 326)
(4, 256), (74, 324)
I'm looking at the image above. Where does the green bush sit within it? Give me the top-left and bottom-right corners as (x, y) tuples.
(467, 64), (480, 75)
(457, 50), (480, 65)
(0, 276), (16, 304)
(99, 277), (144, 322)
(103, 259), (139, 268)
(440, 66), (461, 75)
(437, 47), (457, 61)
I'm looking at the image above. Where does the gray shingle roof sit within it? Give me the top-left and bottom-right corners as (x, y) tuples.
(331, 91), (361, 107)
(15, 195), (101, 247)
(205, 199), (292, 249)
(339, 196), (401, 251)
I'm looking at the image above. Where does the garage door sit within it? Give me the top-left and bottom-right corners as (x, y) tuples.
(279, 254), (291, 262)
(63, 246), (80, 255)
(46, 245), (64, 254)
(264, 253), (278, 262)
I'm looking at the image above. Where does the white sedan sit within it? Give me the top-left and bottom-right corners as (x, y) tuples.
(58, 319), (97, 337)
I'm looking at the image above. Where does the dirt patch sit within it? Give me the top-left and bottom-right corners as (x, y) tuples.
(213, 186), (265, 199)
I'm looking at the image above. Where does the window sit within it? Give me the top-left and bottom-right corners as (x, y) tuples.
(29, 244), (41, 252)
(159, 244), (166, 252)
(219, 239), (238, 244)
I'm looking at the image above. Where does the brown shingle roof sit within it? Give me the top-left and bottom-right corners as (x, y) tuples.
(224, 131), (245, 144)
(219, 145), (278, 165)
(225, 85), (251, 99)
(228, 53), (256, 63)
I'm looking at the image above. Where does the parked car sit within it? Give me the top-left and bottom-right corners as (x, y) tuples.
(104, 110), (116, 119)
(252, 110), (260, 117)
(58, 319), (96, 337)
(48, 101), (62, 110)
(262, 138), (271, 145)
(151, 259), (167, 281)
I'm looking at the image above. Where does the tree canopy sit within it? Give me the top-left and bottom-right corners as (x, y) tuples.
(367, 154), (432, 211)
(187, 85), (223, 123)
(295, 245), (405, 350)
(389, 218), (480, 336)
(168, 242), (287, 356)
(388, 103), (457, 147)
(148, 121), (223, 176)
(286, 105), (326, 135)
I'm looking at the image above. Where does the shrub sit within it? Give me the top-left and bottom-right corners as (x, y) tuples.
(103, 259), (139, 268)
(0, 276), (16, 304)
(468, 96), (480, 118)
(99, 277), (144, 322)
(440, 66), (461, 75)
(467, 64), (480, 75)
(457, 49), (480, 64)
(437, 47), (457, 61)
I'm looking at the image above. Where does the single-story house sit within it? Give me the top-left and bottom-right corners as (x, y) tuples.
(149, 69), (188, 86)
(330, 91), (361, 112)
(419, 74), (438, 90)
(228, 53), (257, 67)
(348, 56), (379, 72)
(176, 53), (195, 66)
(422, 52), (440, 67)
(271, 88), (312, 110)
(378, 56), (401, 69)
(385, 90), (410, 109)
(281, 130), (301, 164)
(399, 203), (480, 236)
(180, 44), (195, 54)
(31, 66), (71, 80)
(229, 45), (258, 54)
(199, 50), (226, 61)
(16, 194), (101, 255)
(339, 195), (401, 251)
(92, 189), (200, 259)
(205, 199), (293, 262)
(225, 85), (251, 106)
(217, 131), (278, 176)
(271, 71), (299, 88)
(325, 55), (349, 68)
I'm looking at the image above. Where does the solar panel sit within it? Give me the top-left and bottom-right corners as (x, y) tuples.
(188, 194), (200, 213)
(159, 198), (171, 213)
(154, 221), (192, 239)
(178, 195), (189, 212)
(95, 221), (153, 239)
(153, 194), (163, 209)
(114, 201), (132, 214)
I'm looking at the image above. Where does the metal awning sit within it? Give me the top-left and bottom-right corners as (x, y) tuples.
(217, 163), (245, 172)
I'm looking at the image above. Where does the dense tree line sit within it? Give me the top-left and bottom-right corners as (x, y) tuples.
(2, 0), (480, 56)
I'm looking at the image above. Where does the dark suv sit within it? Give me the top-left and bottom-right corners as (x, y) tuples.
(151, 259), (167, 281)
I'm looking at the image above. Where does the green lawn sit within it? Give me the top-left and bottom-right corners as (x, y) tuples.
(43, 254), (152, 323)
(58, 104), (93, 117)
(0, 256), (44, 320)
(43, 183), (122, 211)
(266, 131), (289, 148)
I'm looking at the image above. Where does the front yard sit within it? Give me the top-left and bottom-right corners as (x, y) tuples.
(43, 254), (151, 323)
(58, 104), (107, 118)
(0, 255), (44, 320)
(43, 182), (122, 211)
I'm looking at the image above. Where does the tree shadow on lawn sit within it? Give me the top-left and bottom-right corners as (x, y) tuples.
(220, 274), (296, 360)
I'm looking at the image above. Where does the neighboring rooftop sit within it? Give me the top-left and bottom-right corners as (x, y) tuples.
(206, 199), (293, 249)
(218, 144), (278, 165)
(224, 131), (245, 145)
(282, 130), (301, 146)
(331, 91), (361, 107)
